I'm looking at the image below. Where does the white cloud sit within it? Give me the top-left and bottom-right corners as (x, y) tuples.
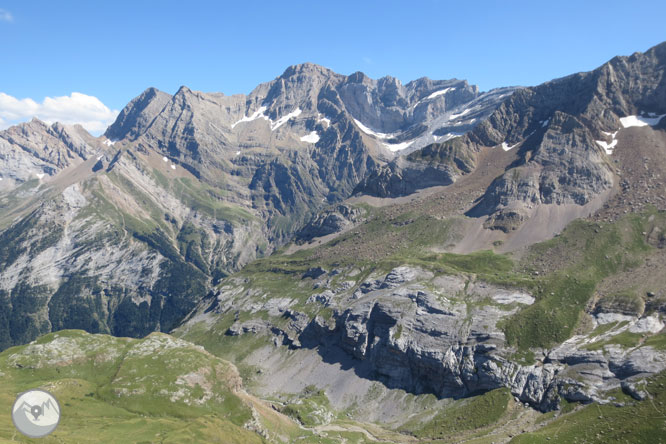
(0, 92), (119, 135)
(0, 9), (13, 22)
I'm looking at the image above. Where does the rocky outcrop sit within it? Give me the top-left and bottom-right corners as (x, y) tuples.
(0, 119), (100, 191)
(193, 264), (666, 412)
(0, 121), (264, 350)
(104, 87), (172, 142)
(363, 41), (666, 229)
(466, 43), (666, 222)
(467, 111), (614, 219)
(295, 205), (363, 242)
(354, 150), (463, 197)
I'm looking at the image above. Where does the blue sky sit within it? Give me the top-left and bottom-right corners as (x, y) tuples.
(1, 0), (665, 133)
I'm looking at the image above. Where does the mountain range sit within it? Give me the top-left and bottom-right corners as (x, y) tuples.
(1, 42), (666, 443)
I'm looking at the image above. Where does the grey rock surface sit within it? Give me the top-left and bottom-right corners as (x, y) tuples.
(296, 205), (363, 243)
(0, 119), (99, 191)
(185, 264), (666, 413)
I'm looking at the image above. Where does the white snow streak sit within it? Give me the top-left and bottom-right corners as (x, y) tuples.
(596, 139), (618, 155)
(501, 142), (518, 151)
(449, 108), (471, 120)
(300, 131), (320, 143)
(597, 130), (620, 155)
(433, 133), (462, 143)
(353, 118), (415, 151)
(382, 141), (414, 152)
(271, 108), (302, 130)
(353, 118), (396, 139)
(231, 106), (269, 129)
(426, 87), (453, 100)
(232, 106), (303, 131)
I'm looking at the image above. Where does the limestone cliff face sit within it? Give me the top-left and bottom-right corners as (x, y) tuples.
(102, 63), (509, 239)
(463, 43), (666, 225)
(0, 119), (97, 190)
(188, 265), (666, 412)
(0, 146), (265, 350)
(362, 42), (666, 223)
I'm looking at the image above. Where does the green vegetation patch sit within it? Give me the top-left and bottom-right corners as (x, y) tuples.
(501, 274), (595, 349)
(504, 212), (661, 350)
(584, 330), (644, 351)
(0, 330), (263, 443)
(438, 250), (514, 275)
(173, 177), (255, 224)
(509, 370), (666, 443)
(400, 387), (512, 438)
(281, 385), (333, 427)
(644, 332), (666, 350)
(595, 291), (645, 316)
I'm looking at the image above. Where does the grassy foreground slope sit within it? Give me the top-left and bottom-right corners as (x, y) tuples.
(0, 330), (264, 444)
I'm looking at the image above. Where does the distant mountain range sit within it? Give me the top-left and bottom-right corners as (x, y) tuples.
(0, 60), (514, 348)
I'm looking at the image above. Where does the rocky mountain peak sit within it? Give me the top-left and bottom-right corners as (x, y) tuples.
(280, 62), (338, 79)
(346, 71), (373, 85)
(104, 86), (171, 142)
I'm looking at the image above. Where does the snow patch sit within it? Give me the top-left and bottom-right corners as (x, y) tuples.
(231, 106), (268, 129)
(620, 114), (666, 128)
(162, 156), (168, 162)
(433, 133), (463, 143)
(170, 164), (176, 170)
(596, 139), (618, 155)
(426, 87), (453, 100)
(36, 173), (45, 179)
(300, 131), (320, 144)
(235, 150), (241, 156)
(382, 140), (413, 152)
(449, 108), (471, 120)
(501, 141), (518, 151)
(541, 119), (549, 128)
(353, 118), (414, 151)
(353, 118), (396, 139)
(271, 108), (302, 130)
(103, 139), (116, 146)
(596, 129), (620, 155)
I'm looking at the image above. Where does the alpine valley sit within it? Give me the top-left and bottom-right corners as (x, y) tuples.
(1, 42), (666, 443)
